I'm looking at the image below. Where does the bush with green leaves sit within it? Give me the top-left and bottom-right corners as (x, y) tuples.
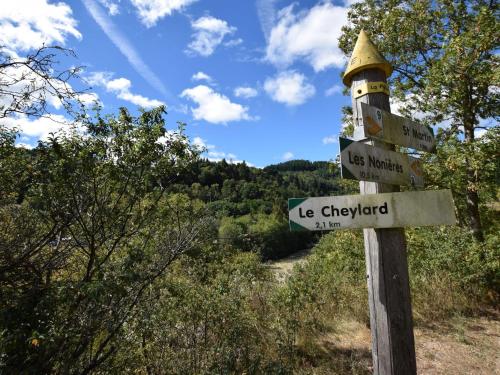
(112, 244), (296, 374)
(0, 108), (210, 373)
(282, 225), (498, 332)
(406, 226), (499, 321)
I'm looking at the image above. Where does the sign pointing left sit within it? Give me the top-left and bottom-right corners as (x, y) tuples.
(339, 137), (424, 187)
(289, 190), (456, 231)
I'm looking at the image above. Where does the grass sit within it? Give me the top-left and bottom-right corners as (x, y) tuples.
(269, 234), (499, 374)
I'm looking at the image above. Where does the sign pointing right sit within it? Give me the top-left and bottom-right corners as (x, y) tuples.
(355, 103), (436, 152)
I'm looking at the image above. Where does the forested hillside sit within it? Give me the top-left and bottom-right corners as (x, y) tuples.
(166, 158), (354, 259)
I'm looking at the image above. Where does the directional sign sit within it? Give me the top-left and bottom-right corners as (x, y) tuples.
(354, 103), (436, 152)
(289, 190), (456, 231)
(339, 137), (424, 187)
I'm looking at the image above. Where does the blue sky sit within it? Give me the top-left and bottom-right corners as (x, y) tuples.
(1, 0), (357, 167)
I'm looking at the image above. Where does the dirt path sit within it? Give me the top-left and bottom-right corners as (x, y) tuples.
(268, 248), (310, 282)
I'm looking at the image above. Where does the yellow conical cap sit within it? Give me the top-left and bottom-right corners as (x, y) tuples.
(342, 30), (393, 87)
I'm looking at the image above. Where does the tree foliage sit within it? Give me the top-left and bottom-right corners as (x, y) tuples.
(339, 0), (499, 240)
(0, 107), (210, 373)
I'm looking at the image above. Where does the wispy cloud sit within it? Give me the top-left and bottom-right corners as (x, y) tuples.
(130, 0), (197, 27)
(81, 0), (170, 99)
(322, 135), (338, 144)
(282, 151), (294, 161)
(325, 84), (343, 96)
(191, 71), (213, 83)
(234, 86), (258, 99)
(256, 0), (278, 41)
(97, 0), (120, 15)
(87, 72), (164, 108)
(192, 136), (253, 165)
(186, 16), (236, 57)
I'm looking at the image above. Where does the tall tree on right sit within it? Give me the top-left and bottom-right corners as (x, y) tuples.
(339, 0), (499, 241)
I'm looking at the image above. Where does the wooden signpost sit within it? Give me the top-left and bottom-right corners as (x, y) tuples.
(288, 190), (456, 232)
(287, 30), (458, 375)
(339, 137), (424, 187)
(343, 30), (418, 375)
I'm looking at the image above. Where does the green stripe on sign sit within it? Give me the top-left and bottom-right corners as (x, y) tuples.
(288, 198), (306, 211)
(339, 137), (354, 151)
(289, 220), (308, 232)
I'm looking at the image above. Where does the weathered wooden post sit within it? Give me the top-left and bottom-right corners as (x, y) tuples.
(342, 30), (417, 375)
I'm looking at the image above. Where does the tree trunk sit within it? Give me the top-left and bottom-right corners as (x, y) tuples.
(464, 123), (484, 242)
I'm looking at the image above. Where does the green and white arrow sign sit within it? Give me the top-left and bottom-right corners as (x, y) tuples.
(339, 137), (424, 187)
(288, 190), (456, 231)
(355, 103), (436, 152)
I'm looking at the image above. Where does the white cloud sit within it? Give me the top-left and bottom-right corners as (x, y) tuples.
(86, 71), (112, 86)
(390, 95), (436, 122)
(192, 136), (253, 165)
(264, 71), (315, 106)
(0, 60), (98, 116)
(344, 0), (363, 5)
(325, 84), (343, 96)
(266, 2), (347, 71)
(181, 85), (252, 124)
(187, 16), (236, 57)
(78, 92), (101, 106)
(322, 135), (338, 144)
(88, 72), (164, 108)
(191, 71), (213, 82)
(82, 0), (170, 98)
(234, 86), (258, 99)
(156, 129), (188, 147)
(2, 113), (75, 141)
(208, 150), (226, 158)
(474, 128), (490, 138)
(224, 38), (243, 47)
(98, 0), (120, 16)
(192, 136), (214, 151)
(282, 151), (294, 161)
(130, 0), (197, 27)
(0, 0), (82, 52)
(15, 142), (34, 149)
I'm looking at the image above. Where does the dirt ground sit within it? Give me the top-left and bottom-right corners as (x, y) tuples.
(326, 313), (499, 374)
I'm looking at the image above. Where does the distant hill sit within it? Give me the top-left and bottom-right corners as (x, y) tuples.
(264, 159), (331, 172)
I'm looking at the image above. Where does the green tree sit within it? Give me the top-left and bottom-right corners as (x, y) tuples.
(339, 0), (499, 241)
(0, 107), (209, 373)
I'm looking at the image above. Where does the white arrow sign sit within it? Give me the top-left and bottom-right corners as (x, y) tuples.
(340, 137), (424, 187)
(288, 190), (456, 231)
(355, 103), (436, 152)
